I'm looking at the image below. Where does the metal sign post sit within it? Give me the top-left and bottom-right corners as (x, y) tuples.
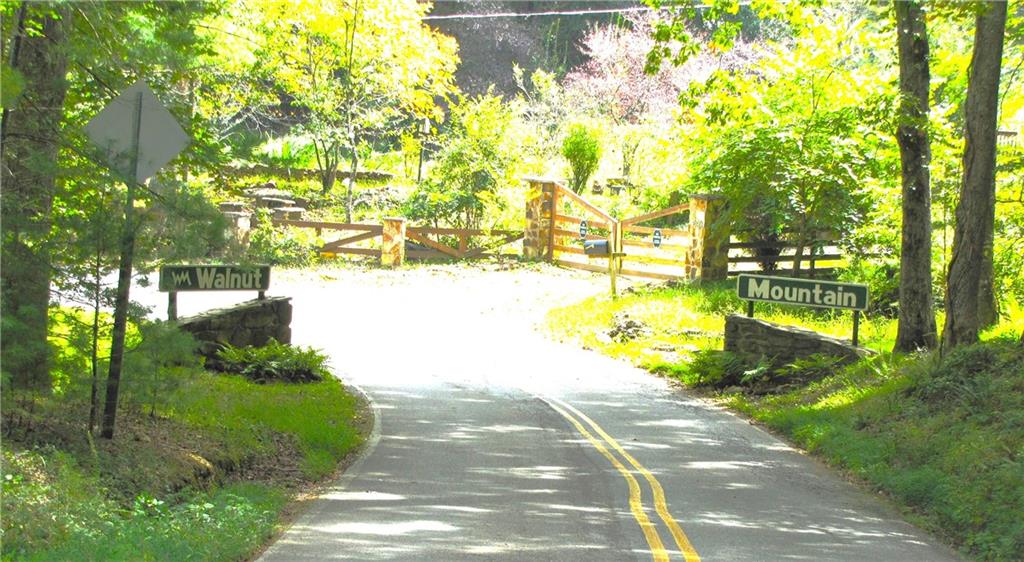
(86, 80), (188, 438)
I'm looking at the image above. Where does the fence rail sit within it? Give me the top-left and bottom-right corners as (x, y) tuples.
(273, 218), (522, 263)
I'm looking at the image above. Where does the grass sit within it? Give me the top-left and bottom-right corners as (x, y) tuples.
(2, 450), (283, 562)
(546, 280), (1024, 560)
(546, 280), (897, 375)
(725, 341), (1024, 560)
(3, 363), (364, 560)
(169, 373), (362, 478)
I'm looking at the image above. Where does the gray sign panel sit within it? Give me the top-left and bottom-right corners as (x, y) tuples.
(85, 80), (188, 183)
(159, 265), (271, 292)
(736, 274), (868, 311)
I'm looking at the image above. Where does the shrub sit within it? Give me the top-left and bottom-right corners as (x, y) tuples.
(216, 339), (329, 384)
(682, 350), (764, 388)
(245, 210), (321, 267)
(561, 123), (602, 194)
(840, 260), (901, 318)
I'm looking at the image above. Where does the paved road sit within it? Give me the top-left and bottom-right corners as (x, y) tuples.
(146, 265), (959, 561)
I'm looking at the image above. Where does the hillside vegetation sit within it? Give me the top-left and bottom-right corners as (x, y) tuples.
(548, 282), (1024, 559)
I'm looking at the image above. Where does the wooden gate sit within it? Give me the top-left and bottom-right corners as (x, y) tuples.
(527, 179), (724, 281)
(545, 182), (617, 275)
(618, 202), (692, 281)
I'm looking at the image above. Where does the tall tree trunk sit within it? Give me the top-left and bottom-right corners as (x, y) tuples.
(977, 201), (998, 327)
(943, 1), (1007, 349)
(0, 3), (70, 391)
(893, 0), (937, 352)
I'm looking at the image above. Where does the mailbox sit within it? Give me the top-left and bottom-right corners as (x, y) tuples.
(583, 239), (610, 256)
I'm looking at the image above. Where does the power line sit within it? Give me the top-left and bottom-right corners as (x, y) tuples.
(422, 6), (658, 21)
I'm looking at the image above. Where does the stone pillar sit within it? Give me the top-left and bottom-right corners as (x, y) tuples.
(687, 194), (730, 281)
(523, 179), (554, 260)
(381, 217), (406, 267)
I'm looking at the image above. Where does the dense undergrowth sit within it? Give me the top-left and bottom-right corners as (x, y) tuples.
(727, 340), (1024, 560)
(2, 359), (363, 561)
(548, 281), (1024, 560)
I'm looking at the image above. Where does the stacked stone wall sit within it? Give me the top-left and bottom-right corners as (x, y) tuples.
(177, 297), (292, 361)
(724, 314), (870, 364)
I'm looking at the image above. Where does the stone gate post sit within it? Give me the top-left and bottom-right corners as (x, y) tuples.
(687, 194), (730, 281)
(381, 217), (406, 267)
(524, 178), (555, 260)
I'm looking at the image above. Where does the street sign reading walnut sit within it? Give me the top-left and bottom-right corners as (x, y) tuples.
(159, 265), (271, 292)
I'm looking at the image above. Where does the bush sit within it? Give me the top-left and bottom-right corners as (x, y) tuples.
(1, 448), (282, 562)
(681, 350), (764, 388)
(216, 339), (329, 383)
(245, 210), (321, 267)
(561, 123), (602, 194)
(840, 260), (901, 318)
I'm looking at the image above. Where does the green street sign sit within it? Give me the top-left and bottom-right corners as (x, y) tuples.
(159, 265), (270, 292)
(736, 274), (868, 311)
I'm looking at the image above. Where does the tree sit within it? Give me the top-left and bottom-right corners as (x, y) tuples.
(943, 1), (1008, 349)
(562, 124), (602, 194)
(1, 2), (70, 393)
(404, 93), (517, 230)
(893, 0), (937, 352)
(246, 0), (457, 219)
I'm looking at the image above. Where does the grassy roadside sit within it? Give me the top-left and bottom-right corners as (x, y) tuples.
(547, 281), (1024, 560)
(2, 369), (366, 561)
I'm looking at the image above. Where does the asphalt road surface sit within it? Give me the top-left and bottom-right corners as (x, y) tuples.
(142, 264), (960, 561)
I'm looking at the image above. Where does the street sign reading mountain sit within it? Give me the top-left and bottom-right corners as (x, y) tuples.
(159, 265), (271, 292)
(736, 274), (868, 311)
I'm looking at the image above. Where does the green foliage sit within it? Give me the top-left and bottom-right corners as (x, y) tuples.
(245, 212), (322, 267)
(676, 350), (760, 387)
(216, 339), (329, 384)
(728, 339), (1024, 559)
(689, 108), (874, 262)
(840, 260), (902, 318)
(0, 63), (25, 109)
(123, 322), (201, 417)
(561, 123), (603, 194)
(254, 135), (318, 169)
(173, 374), (361, 477)
(404, 93), (518, 229)
(1, 448), (282, 562)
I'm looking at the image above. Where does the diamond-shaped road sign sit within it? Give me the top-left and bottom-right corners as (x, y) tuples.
(85, 80), (188, 183)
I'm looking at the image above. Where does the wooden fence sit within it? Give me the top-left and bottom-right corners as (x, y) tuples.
(726, 233), (844, 278)
(271, 218), (523, 265)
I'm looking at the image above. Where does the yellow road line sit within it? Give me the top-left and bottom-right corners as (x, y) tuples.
(546, 400), (670, 562)
(553, 398), (702, 562)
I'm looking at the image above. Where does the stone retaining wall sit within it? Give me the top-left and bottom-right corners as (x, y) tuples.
(724, 313), (870, 364)
(178, 297), (292, 360)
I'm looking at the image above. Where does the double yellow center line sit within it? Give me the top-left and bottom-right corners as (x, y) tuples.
(544, 397), (701, 562)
